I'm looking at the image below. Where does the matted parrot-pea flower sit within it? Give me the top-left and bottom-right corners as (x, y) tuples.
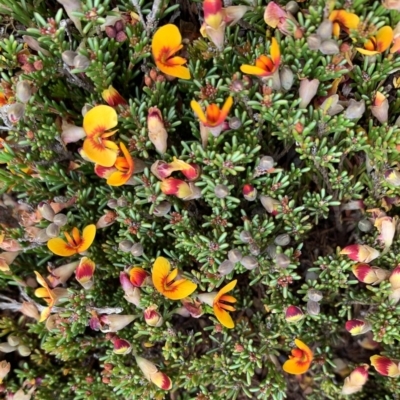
(191, 96), (233, 137)
(75, 256), (96, 290)
(152, 256), (197, 300)
(47, 224), (96, 257)
(285, 305), (304, 323)
(389, 265), (400, 303)
(113, 337), (132, 355)
(160, 177), (201, 200)
(99, 314), (136, 332)
(102, 85), (127, 107)
(151, 24), (190, 80)
(240, 38), (281, 78)
(371, 92), (389, 124)
(264, 2), (303, 39)
(47, 261), (79, 287)
(144, 305), (164, 327)
(120, 272), (142, 307)
(129, 266), (150, 287)
(340, 244), (380, 263)
(82, 105), (119, 167)
(283, 339), (313, 375)
(147, 107), (168, 154)
(370, 355), (400, 377)
(0, 251), (20, 272)
(375, 214), (397, 251)
(103, 142), (135, 186)
(328, 10), (360, 38)
(212, 279), (237, 329)
(135, 355), (172, 390)
(352, 263), (389, 285)
(356, 26), (394, 55)
(34, 271), (68, 322)
(151, 158), (201, 181)
(345, 319), (372, 336)
(201, 0), (248, 50)
(0, 360), (10, 384)
(341, 364), (369, 395)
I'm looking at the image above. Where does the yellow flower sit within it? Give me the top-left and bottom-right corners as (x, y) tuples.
(152, 256), (197, 300)
(213, 279), (237, 328)
(240, 38), (281, 77)
(102, 85), (127, 106)
(82, 105), (119, 167)
(191, 96), (233, 128)
(328, 10), (360, 38)
(282, 339), (313, 375)
(47, 224), (96, 257)
(356, 26), (394, 55)
(151, 24), (191, 80)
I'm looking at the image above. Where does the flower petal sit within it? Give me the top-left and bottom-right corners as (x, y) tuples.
(165, 279), (197, 300)
(151, 371), (172, 390)
(76, 256), (95, 284)
(240, 64), (270, 76)
(283, 359), (311, 375)
(376, 26), (394, 53)
(83, 105), (118, 136)
(39, 306), (51, 322)
(152, 256), (171, 295)
(217, 96), (233, 125)
(217, 279), (237, 296)
(83, 136), (118, 167)
(106, 170), (130, 186)
(78, 224), (96, 252)
(191, 100), (208, 124)
(270, 38), (280, 66)
(95, 164), (117, 179)
(294, 339), (313, 361)
(356, 47), (379, 56)
(214, 303), (235, 328)
(370, 355), (400, 377)
(152, 24), (182, 63)
(47, 238), (77, 256)
(129, 267), (149, 287)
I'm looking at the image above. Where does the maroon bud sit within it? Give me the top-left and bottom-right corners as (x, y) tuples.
(115, 31), (127, 42)
(114, 20), (125, 32)
(105, 26), (116, 38)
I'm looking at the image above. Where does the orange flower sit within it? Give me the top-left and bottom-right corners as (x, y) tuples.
(34, 271), (68, 322)
(103, 142), (135, 186)
(213, 279), (237, 329)
(191, 96), (233, 128)
(151, 24), (191, 80)
(102, 85), (127, 106)
(283, 339), (313, 375)
(47, 224), (96, 257)
(356, 26), (394, 55)
(328, 10), (360, 38)
(151, 158), (201, 181)
(75, 257), (96, 289)
(152, 256), (197, 300)
(129, 266), (149, 287)
(160, 177), (193, 199)
(240, 38), (281, 77)
(82, 105), (119, 167)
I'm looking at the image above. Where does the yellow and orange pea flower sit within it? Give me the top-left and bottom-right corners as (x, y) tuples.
(283, 339), (313, 375)
(240, 38), (280, 77)
(370, 355), (400, 377)
(47, 224), (96, 257)
(34, 271), (68, 322)
(191, 96), (233, 131)
(152, 256), (197, 300)
(328, 9), (360, 38)
(213, 279), (237, 329)
(151, 24), (191, 80)
(102, 85), (127, 107)
(82, 105), (119, 167)
(94, 142), (135, 186)
(135, 355), (172, 390)
(356, 26), (394, 55)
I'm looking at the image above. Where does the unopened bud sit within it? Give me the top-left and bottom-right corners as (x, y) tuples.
(239, 230), (252, 243)
(61, 50), (77, 66)
(385, 169), (400, 186)
(285, 1), (299, 14)
(260, 195), (280, 215)
(16, 81), (32, 103)
(35, 228), (50, 243)
(105, 26), (116, 38)
(229, 117), (242, 130)
(153, 201), (171, 217)
(214, 184), (229, 198)
(7, 335), (20, 347)
(249, 243), (260, 256)
(319, 39), (339, 55)
(46, 223), (60, 238)
(316, 20), (333, 40)
(116, 31), (128, 42)
(258, 156), (274, 171)
(218, 259), (234, 275)
(131, 243), (144, 257)
(274, 234), (290, 246)
(7, 103), (25, 123)
(242, 184), (257, 201)
(280, 66), (294, 91)
(119, 240), (134, 252)
(73, 54), (90, 70)
(228, 249), (242, 263)
(275, 253), (290, 268)
(53, 213), (68, 227)
(306, 300), (320, 315)
(358, 219), (373, 232)
(299, 78), (320, 109)
(240, 255), (258, 270)
(107, 199), (118, 209)
(307, 289), (323, 302)
(0, 342), (16, 353)
(17, 344), (31, 357)
(117, 197), (128, 207)
(38, 202), (55, 221)
(307, 34), (321, 50)
(144, 306), (163, 327)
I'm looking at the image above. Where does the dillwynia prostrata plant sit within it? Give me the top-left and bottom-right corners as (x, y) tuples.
(1, 0), (400, 399)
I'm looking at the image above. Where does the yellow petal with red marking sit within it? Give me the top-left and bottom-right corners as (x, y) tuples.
(102, 85), (127, 107)
(129, 267), (149, 287)
(151, 371), (172, 390)
(270, 38), (281, 66)
(79, 224), (96, 252)
(376, 26), (394, 53)
(47, 238), (77, 256)
(370, 355), (400, 377)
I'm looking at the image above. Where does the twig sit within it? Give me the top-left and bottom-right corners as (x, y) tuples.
(131, 0), (147, 32)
